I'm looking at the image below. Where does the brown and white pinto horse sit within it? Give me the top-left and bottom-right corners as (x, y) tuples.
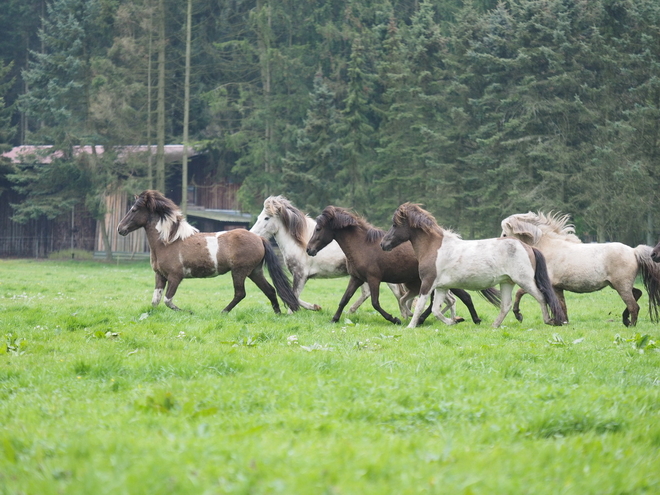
(381, 203), (565, 329)
(502, 212), (660, 326)
(117, 190), (299, 314)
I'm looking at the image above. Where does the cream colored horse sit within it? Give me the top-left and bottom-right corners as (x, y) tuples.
(381, 203), (564, 329)
(501, 212), (660, 326)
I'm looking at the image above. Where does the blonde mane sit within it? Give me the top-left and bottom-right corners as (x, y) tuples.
(394, 203), (460, 239)
(137, 190), (199, 244)
(502, 211), (580, 245)
(263, 195), (310, 247)
(155, 210), (199, 244)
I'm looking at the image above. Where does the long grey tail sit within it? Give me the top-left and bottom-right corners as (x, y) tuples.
(634, 245), (660, 322)
(532, 248), (565, 325)
(262, 239), (300, 312)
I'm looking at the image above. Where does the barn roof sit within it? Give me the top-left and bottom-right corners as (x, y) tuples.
(2, 145), (201, 164)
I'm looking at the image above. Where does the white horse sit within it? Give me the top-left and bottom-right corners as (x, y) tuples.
(381, 203), (565, 329)
(250, 196), (409, 315)
(501, 211), (660, 326)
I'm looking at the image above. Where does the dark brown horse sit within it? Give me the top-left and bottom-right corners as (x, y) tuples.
(117, 190), (299, 314)
(305, 205), (498, 325)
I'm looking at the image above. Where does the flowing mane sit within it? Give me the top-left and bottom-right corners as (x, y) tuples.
(263, 195), (310, 247)
(502, 211), (580, 245)
(317, 206), (385, 243)
(136, 190), (198, 244)
(394, 203), (458, 238)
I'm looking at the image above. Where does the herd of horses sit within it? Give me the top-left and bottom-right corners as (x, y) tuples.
(117, 190), (660, 329)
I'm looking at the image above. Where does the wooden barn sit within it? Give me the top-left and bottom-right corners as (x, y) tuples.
(1, 145), (251, 259)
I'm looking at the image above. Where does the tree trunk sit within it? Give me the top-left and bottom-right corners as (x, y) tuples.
(147, 0), (154, 189)
(256, 0), (272, 195)
(181, 0), (192, 214)
(156, 0), (166, 193)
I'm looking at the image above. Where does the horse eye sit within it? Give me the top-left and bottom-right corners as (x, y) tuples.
(264, 217), (270, 221)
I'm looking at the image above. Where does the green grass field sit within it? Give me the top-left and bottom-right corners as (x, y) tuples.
(1, 258), (659, 494)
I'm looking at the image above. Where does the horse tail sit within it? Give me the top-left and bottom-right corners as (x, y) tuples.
(634, 245), (660, 322)
(262, 238), (300, 312)
(532, 247), (565, 325)
(479, 287), (501, 307)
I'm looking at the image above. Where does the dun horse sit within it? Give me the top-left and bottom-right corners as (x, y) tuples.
(250, 195), (406, 315)
(502, 211), (660, 326)
(381, 203), (565, 329)
(305, 205), (497, 325)
(117, 190), (299, 314)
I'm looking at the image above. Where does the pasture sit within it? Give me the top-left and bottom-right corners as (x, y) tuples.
(1, 258), (659, 494)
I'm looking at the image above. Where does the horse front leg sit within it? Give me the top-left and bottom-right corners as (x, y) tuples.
(367, 278), (401, 325)
(164, 276), (186, 312)
(492, 284), (514, 328)
(152, 272), (167, 307)
(512, 288), (526, 322)
(332, 276), (363, 322)
(348, 283), (371, 313)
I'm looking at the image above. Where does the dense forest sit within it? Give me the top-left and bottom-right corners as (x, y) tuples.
(0, 0), (659, 245)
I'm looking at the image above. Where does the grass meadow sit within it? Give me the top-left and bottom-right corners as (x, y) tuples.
(1, 258), (659, 494)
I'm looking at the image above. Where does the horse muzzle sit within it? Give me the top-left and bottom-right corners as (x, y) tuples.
(380, 239), (393, 252)
(306, 247), (318, 257)
(117, 226), (129, 236)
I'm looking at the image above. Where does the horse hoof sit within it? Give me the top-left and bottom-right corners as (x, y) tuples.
(514, 312), (523, 323)
(313, 304), (322, 311)
(392, 318), (402, 325)
(473, 318), (482, 325)
(453, 317), (465, 324)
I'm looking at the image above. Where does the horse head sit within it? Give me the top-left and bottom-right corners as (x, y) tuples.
(382, 203), (439, 251)
(117, 191), (155, 236)
(250, 196), (286, 240)
(117, 190), (198, 243)
(251, 196), (309, 248)
(306, 206), (358, 256)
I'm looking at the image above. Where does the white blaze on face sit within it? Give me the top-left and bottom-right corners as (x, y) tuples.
(206, 235), (220, 273)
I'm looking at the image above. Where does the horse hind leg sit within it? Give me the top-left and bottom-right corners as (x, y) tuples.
(512, 288), (526, 322)
(367, 279), (401, 325)
(222, 269), (250, 313)
(492, 284), (514, 328)
(292, 271), (320, 312)
(619, 287), (641, 327)
(556, 288), (568, 324)
(249, 268), (281, 314)
(163, 276), (188, 312)
(348, 283), (371, 313)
